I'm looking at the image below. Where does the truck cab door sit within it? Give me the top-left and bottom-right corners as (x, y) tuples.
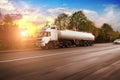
(50, 29), (58, 41)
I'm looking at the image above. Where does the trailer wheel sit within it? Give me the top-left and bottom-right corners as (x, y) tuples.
(90, 41), (94, 46)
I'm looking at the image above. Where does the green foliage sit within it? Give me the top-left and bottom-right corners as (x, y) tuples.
(4, 14), (13, 24)
(101, 23), (113, 42)
(96, 23), (120, 43)
(0, 12), (2, 19)
(55, 11), (120, 43)
(69, 11), (87, 31)
(55, 13), (70, 30)
(55, 11), (96, 33)
(0, 13), (21, 50)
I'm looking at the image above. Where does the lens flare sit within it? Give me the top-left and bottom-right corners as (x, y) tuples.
(20, 30), (27, 37)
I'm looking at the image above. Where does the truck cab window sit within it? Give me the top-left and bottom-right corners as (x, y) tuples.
(44, 32), (51, 37)
(37, 32), (44, 38)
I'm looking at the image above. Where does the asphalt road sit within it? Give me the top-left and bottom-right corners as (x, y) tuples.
(0, 43), (120, 80)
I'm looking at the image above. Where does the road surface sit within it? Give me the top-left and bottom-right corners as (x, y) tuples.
(0, 43), (120, 80)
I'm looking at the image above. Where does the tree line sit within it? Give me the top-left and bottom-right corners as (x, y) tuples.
(0, 11), (120, 50)
(54, 11), (120, 43)
(0, 12), (21, 49)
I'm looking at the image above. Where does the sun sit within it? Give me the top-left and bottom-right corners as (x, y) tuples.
(16, 16), (50, 37)
(20, 30), (27, 37)
(17, 20), (44, 37)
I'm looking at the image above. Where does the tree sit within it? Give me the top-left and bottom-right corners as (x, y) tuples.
(96, 23), (116, 43)
(4, 14), (13, 23)
(69, 11), (96, 33)
(4, 14), (14, 27)
(69, 11), (87, 31)
(0, 12), (3, 29)
(0, 12), (2, 20)
(0, 13), (21, 49)
(110, 31), (120, 41)
(92, 27), (100, 38)
(96, 28), (106, 43)
(101, 23), (113, 32)
(101, 23), (113, 42)
(55, 13), (70, 30)
(54, 11), (120, 43)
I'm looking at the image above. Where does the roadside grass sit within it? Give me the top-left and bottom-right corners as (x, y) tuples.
(0, 40), (37, 51)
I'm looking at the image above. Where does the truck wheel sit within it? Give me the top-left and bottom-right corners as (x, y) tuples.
(41, 46), (49, 49)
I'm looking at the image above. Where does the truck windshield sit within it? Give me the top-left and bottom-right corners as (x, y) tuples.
(38, 32), (51, 37)
(44, 32), (51, 37)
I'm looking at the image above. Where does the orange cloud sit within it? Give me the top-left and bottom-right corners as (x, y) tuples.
(0, 0), (55, 36)
(1, 0), (119, 33)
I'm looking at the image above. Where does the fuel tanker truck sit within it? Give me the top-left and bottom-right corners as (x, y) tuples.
(36, 25), (95, 49)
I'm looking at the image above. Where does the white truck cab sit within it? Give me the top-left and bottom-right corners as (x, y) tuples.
(36, 26), (58, 47)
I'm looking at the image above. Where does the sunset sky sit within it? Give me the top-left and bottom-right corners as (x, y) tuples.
(0, 0), (120, 36)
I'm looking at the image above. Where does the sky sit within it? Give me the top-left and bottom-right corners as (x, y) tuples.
(0, 0), (120, 35)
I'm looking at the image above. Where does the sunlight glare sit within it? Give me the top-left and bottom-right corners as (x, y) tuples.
(20, 30), (27, 37)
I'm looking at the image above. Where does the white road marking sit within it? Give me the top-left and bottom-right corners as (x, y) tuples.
(0, 47), (120, 63)
(0, 50), (81, 63)
(0, 52), (67, 63)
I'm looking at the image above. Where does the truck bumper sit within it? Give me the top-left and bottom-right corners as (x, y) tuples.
(36, 41), (45, 47)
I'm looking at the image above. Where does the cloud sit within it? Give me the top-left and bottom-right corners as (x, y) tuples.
(0, 0), (47, 25)
(47, 7), (73, 17)
(10, 14), (22, 20)
(0, 0), (15, 11)
(83, 5), (120, 31)
(47, 5), (120, 31)
(0, 0), (8, 4)
(0, 0), (120, 31)
(15, 1), (56, 25)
